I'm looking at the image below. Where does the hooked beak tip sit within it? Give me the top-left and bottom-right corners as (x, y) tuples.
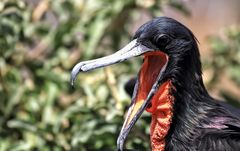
(70, 63), (84, 86)
(70, 71), (77, 86)
(70, 73), (76, 86)
(70, 77), (75, 86)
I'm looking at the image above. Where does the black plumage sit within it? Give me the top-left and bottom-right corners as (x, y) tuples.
(71, 17), (240, 151)
(126, 17), (240, 150)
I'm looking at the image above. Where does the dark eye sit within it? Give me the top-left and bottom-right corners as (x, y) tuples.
(154, 34), (172, 49)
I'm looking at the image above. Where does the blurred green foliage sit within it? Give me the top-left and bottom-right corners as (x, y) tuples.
(210, 26), (240, 84)
(207, 26), (240, 106)
(0, 0), (239, 151)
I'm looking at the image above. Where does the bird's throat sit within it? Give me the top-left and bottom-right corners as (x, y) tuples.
(146, 81), (174, 151)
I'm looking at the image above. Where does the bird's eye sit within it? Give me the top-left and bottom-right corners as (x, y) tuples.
(154, 34), (172, 49)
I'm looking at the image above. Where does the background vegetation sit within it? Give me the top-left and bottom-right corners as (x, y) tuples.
(0, 0), (239, 150)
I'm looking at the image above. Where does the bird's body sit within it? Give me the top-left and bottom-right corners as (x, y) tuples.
(71, 17), (240, 151)
(165, 82), (240, 151)
(126, 77), (240, 150)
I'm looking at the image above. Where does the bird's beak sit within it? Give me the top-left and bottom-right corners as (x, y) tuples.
(71, 39), (168, 151)
(71, 39), (153, 85)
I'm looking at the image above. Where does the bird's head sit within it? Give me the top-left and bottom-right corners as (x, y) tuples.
(71, 17), (201, 150)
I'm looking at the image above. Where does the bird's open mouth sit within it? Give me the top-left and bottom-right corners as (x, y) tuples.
(117, 51), (168, 150)
(71, 39), (168, 151)
(122, 51), (168, 128)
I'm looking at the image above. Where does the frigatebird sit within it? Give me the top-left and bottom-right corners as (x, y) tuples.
(71, 17), (240, 151)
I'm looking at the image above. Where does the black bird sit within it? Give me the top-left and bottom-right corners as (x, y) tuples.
(71, 17), (240, 151)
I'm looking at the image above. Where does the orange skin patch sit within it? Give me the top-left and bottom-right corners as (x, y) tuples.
(146, 81), (174, 151)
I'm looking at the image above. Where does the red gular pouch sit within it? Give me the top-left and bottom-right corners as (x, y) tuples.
(146, 81), (174, 151)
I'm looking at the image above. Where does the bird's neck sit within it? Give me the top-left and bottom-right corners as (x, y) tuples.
(146, 44), (213, 150)
(164, 65), (214, 150)
(144, 64), (209, 151)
